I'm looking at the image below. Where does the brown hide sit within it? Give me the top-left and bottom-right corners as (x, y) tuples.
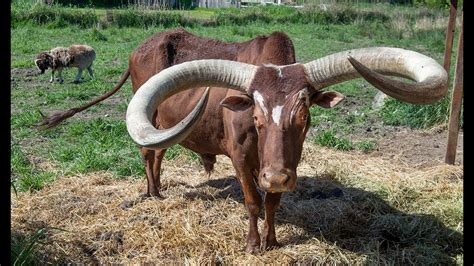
(128, 29), (298, 164)
(129, 29), (336, 253)
(128, 29), (302, 253)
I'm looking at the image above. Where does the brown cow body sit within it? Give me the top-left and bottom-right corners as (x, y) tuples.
(40, 28), (447, 253)
(129, 29), (301, 252)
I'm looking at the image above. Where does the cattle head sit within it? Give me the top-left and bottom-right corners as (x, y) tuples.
(126, 47), (448, 192)
(34, 52), (53, 74)
(219, 64), (344, 192)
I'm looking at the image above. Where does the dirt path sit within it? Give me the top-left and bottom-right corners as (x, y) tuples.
(366, 127), (463, 168)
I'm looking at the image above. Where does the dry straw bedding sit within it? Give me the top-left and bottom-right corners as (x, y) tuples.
(11, 142), (463, 264)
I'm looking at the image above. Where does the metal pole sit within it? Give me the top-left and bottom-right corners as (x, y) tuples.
(445, 10), (463, 165)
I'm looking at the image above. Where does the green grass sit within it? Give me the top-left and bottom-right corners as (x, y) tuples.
(10, 3), (462, 264)
(45, 118), (144, 177)
(11, 3), (459, 190)
(11, 228), (48, 265)
(313, 129), (354, 151)
(11, 143), (56, 192)
(10, 4), (458, 182)
(356, 139), (377, 153)
(11, 227), (68, 265)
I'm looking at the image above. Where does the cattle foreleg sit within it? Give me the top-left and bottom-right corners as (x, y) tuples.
(262, 192), (282, 250)
(141, 148), (166, 198)
(242, 178), (262, 254)
(232, 158), (262, 253)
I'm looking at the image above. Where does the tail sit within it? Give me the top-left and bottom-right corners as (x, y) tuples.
(38, 69), (131, 130)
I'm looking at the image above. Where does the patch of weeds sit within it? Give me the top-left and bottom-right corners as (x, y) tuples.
(90, 28), (108, 41)
(11, 111), (42, 129)
(48, 119), (144, 177)
(314, 129), (354, 151)
(11, 144), (55, 192)
(356, 139), (377, 153)
(11, 227), (68, 265)
(11, 228), (47, 265)
(11, 59), (33, 68)
(231, 26), (265, 38)
(380, 96), (451, 128)
(46, 17), (68, 29)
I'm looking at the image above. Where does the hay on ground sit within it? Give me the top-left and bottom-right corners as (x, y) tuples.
(11, 142), (463, 264)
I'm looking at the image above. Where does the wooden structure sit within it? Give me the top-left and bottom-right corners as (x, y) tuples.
(444, 0), (463, 165)
(198, 0), (287, 8)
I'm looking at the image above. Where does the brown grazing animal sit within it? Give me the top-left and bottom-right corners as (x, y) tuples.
(35, 44), (96, 84)
(40, 28), (447, 253)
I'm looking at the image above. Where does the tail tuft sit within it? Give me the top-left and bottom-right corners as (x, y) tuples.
(37, 108), (79, 130)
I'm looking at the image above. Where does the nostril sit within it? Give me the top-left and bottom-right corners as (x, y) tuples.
(264, 172), (290, 184)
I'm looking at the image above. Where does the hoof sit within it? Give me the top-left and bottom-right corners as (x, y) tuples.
(245, 244), (260, 254)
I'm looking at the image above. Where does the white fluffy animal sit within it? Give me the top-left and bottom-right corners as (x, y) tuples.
(34, 44), (96, 84)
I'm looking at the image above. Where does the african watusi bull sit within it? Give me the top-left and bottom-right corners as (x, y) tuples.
(40, 28), (447, 253)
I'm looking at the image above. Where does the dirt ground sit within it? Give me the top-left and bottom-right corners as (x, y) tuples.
(350, 124), (463, 168)
(366, 127), (463, 168)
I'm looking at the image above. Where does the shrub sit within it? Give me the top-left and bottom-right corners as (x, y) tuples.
(12, 4), (99, 28)
(111, 9), (185, 28)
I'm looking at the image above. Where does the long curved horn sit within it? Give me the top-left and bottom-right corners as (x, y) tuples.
(303, 47), (448, 104)
(126, 59), (257, 149)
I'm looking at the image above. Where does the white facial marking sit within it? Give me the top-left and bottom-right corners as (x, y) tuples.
(272, 105), (284, 126)
(253, 91), (268, 119)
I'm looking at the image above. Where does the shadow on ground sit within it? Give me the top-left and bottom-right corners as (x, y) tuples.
(12, 174), (462, 264)
(185, 175), (463, 264)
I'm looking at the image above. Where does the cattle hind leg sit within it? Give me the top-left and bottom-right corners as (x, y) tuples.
(141, 148), (167, 198)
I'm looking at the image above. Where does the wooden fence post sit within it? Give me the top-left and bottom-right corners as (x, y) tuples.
(443, 0), (458, 71)
(445, 10), (463, 165)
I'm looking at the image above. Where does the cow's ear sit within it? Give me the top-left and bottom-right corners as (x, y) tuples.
(311, 91), (345, 108)
(220, 95), (254, 112)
